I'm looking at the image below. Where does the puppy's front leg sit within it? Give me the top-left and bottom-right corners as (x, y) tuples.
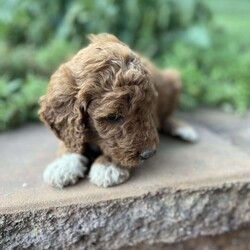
(43, 142), (89, 188)
(89, 155), (130, 188)
(163, 117), (199, 142)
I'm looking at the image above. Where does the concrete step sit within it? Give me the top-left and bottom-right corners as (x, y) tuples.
(1, 112), (250, 249)
(179, 108), (250, 155)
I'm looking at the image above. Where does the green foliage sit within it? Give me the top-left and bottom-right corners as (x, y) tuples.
(0, 0), (213, 130)
(0, 0), (249, 131)
(0, 0), (211, 56)
(0, 74), (47, 131)
(158, 30), (250, 112)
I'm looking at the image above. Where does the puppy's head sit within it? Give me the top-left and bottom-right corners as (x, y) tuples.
(39, 34), (159, 168)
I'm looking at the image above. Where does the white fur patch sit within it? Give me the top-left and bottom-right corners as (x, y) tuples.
(172, 126), (199, 142)
(43, 153), (88, 189)
(89, 163), (130, 188)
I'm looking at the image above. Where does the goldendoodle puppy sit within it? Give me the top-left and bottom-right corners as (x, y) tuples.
(39, 34), (198, 188)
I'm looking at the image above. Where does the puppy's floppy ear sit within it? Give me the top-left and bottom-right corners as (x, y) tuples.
(87, 33), (126, 46)
(39, 64), (87, 153)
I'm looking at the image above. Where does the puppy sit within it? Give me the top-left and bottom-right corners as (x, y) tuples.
(39, 34), (198, 188)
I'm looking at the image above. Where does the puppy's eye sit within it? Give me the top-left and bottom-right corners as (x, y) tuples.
(106, 113), (122, 122)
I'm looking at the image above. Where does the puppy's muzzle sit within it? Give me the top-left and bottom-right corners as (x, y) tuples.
(139, 149), (156, 160)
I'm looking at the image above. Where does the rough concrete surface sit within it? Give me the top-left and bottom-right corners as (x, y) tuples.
(1, 116), (250, 249)
(122, 227), (250, 250)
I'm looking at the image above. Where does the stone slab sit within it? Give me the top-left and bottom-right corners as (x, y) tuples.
(180, 108), (250, 155)
(180, 108), (250, 133)
(122, 227), (250, 250)
(1, 121), (250, 249)
(1, 122), (250, 213)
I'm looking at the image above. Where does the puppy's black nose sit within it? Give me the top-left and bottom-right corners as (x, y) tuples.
(139, 149), (156, 160)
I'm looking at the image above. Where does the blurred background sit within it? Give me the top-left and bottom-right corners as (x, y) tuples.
(0, 0), (249, 131)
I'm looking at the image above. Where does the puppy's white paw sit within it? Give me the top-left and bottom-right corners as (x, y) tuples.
(172, 126), (199, 142)
(43, 153), (88, 188)
(89, 163), (129, 188)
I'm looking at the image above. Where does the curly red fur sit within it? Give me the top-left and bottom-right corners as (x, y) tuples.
(39, 34), (181, 168)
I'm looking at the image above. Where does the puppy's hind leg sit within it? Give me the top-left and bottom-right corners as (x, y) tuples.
(89, 155), (130, 188)
(163, 117), (199, 142)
